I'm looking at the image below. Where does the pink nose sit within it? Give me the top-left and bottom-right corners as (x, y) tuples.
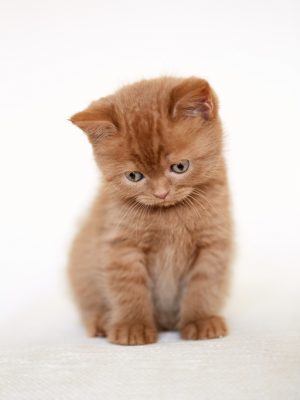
(154, 191), (169, 200)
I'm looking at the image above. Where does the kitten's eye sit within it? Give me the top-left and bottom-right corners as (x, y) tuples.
(170, 160), (190, 174)
(125, 171), (144, 182)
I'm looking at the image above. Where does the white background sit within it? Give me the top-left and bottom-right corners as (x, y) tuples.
(0, 0), (299, 337)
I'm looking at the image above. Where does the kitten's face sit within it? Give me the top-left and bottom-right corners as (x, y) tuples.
(71, 77), (222, 207)
(100, 127), (221, 208)
(120, 155), (194, 207)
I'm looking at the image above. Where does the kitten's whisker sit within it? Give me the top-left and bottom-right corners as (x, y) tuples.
(189, 191), (231, 236)
(188, 193), (212, 218)
(192, 190), (222, 220)
(193, 187), (216, 210)
(184, 196), (203, 221)
(132, 202), (148, 240)
(123, 200), (145, 239)
(114, 198), (139, 231)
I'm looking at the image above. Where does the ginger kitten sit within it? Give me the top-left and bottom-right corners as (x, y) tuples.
(68, 76), (233, 345)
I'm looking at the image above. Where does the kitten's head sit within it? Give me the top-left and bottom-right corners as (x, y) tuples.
(70, 77), (223, 207)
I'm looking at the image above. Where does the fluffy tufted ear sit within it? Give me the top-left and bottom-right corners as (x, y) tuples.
(169, 77), (217, 121)
(70, 101), (118, 141)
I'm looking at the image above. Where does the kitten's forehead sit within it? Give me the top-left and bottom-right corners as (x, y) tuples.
(124, 113), (170, 174)
(106, 77), (215, 174)
(121, 121), (192, 176)
(111, 81), (174, 173)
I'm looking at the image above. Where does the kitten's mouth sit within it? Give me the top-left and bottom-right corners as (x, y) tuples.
(136, 190), (193, 208)
(139, 199), (181, 208)
(154, 199), (180, 207)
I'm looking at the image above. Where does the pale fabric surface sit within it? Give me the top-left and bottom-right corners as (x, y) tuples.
(1, 260), (299, 400)
(1, 335), (299, 400)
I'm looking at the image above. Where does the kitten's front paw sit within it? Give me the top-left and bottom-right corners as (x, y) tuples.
(180, 316), (228, 340)
(108, 322), (157, 345)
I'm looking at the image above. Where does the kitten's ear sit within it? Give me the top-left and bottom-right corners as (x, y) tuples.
(70, 102), (118, 141)
(169, 77), (217, 121)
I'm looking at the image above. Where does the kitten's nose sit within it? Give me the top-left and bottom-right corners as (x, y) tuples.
(154, 190), (169, 200)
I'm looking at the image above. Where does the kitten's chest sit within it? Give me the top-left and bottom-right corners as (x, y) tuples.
(146, 225), (198, 328)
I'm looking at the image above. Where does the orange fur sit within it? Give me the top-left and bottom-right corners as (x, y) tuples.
(68, 76), (233, 345)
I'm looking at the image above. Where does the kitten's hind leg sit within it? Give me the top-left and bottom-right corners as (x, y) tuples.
(68, 220), (110, 339)
(82, 309), (108, 337)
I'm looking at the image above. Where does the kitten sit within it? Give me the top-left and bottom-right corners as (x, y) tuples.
(68, 76), (233, 345)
